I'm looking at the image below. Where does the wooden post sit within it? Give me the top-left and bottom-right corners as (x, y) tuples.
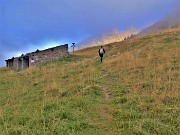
(22, 57), (23, 70)
(5, 60), (8, 68)
(71, 43), (75, 54)
(21, 54), (24, 70)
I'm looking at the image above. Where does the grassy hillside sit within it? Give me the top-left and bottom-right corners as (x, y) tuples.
(0, 29), (180, 135)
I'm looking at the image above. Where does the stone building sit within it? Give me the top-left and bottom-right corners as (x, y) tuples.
(5, 44), (68, 70)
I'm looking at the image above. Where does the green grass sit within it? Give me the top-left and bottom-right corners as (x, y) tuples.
(0, 29), (180, 135)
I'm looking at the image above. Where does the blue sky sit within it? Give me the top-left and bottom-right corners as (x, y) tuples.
(0, 0), (179, 66)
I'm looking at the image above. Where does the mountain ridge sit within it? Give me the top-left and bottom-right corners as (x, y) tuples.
(77, 26), (139, 49)
(138, 6), (180, 36)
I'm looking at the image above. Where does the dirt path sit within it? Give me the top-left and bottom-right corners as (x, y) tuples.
(95, 62), (112, 101)
(103, 86), (111, 101)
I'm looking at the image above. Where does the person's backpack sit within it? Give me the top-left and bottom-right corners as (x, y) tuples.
(100, 48), (104, 54)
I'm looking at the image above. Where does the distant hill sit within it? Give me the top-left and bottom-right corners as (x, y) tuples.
(77, 26), (139, 49)
(138, 6), (180, 36)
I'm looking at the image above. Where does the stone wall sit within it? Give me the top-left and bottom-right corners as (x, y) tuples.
(28, 44), (68, 66)
(5, 44), (68, 69)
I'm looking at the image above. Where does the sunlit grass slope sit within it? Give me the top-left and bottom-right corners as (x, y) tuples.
(0, 29), (180, 135)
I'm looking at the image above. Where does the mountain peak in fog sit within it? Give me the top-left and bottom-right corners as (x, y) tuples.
(77, 27), (139, 49)
(138, 6), (180, 36)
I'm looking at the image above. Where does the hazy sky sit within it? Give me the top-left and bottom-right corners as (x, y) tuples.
(0, 0), (179, 66)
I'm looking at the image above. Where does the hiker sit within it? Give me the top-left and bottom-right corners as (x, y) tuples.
(98, 46), (105, 62)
